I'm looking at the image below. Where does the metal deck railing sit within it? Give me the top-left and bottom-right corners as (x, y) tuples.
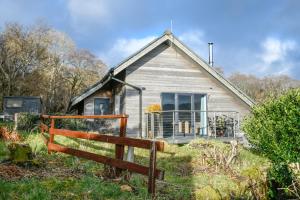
(145, 110), (240, 142)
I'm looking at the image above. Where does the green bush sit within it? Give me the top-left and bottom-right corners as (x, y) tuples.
(16, 113), (40, 131)
(242, 88), (300, 163)
(242, 88), (300, 197)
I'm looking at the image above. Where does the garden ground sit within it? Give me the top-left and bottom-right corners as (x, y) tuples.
(0, 124), (269, 200)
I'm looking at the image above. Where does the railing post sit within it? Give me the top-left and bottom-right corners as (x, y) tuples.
(48, 118), (55, 154)
(172, 111), (175, 142)
(115, 116), (127, 176)
(145, 114), (148, 138)
(214, 112), (217, 138)
(159, 113), (163, 138)
(148, 140), (157, 195)
(233, 113), (236, 138)
(151, 113), (155, 138)
(193, 111), (196, 139)
(236, 112), (240, 139)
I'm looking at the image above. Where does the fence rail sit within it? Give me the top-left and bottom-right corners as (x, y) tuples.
(40, 114), (164, 194)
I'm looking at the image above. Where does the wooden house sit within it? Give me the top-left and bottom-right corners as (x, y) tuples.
(70, 31), (254, 142)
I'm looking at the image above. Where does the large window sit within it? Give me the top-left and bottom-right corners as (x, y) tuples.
(161, 93), (206, 111)
(161, 93), (175, 111)
(94, 98), (110, 115)
(6, 99), (22, 108)
(161, 93), (207, 136)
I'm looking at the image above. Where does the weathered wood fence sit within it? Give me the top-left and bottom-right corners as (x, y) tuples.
(40, 114), (164, 194)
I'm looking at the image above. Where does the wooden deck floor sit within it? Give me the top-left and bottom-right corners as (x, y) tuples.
(158, 135), (243, 144)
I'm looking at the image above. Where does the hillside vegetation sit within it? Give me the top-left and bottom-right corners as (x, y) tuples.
(0, 125), (269, 200)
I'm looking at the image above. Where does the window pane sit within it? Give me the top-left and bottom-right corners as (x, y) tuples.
(161, 93), (175, 137)
(161, 93), (175, 111)
(178, 95), (191, 111)
(94, 98), (110, 115)
(194, 94), (202, 121)
(6, 99), (22, 108)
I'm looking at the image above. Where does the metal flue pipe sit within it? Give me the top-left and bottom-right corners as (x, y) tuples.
(208, 42), (214, 67)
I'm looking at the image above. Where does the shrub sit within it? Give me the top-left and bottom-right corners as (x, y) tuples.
(16, 113), (40, 131)
(242, 88), (300, 163)
(194, 185), (222, 200)
(242, 88), (300, 197)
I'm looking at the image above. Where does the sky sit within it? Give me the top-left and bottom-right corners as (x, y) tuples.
(0, 0), (300, 79)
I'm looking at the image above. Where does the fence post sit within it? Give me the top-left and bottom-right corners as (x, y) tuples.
(48, 118), (55, 154)
(115, 117), (127, 176)
(13, 113), (18, 131)
(148, 140), (157, 195)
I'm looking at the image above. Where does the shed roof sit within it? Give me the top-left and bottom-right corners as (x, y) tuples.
(4, 96), (41, 99)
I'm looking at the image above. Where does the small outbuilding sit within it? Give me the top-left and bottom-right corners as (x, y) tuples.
(3, 96), (42, 120)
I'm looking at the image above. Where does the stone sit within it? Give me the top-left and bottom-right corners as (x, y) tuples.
(120, 184), (133, 192)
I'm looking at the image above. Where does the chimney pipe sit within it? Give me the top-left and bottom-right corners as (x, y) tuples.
(208, 42), (214, 67)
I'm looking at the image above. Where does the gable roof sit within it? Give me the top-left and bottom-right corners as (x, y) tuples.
(71, 31), (255, 108)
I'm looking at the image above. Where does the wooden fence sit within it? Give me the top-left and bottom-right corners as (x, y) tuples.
(40, 114), (165, 194)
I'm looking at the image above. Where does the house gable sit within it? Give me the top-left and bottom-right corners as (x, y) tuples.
(124, 41), (251, 114)
(113, 31), (254, 108)
(70, 31), (254, 109)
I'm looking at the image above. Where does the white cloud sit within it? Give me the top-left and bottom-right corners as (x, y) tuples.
(67, 0), (111, 29)
(257, 37), (297, 75)
(260, 37), (296, 64)
(99, 29), (208, 67)
(98, 35), (157, 66)
(178, 30), (208, 59)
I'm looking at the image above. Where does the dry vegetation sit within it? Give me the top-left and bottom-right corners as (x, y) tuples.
(0, 125), (270, 199)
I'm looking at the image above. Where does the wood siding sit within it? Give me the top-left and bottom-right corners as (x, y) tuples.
(124, 42), (250, 135)
(83, 90), (112, 115)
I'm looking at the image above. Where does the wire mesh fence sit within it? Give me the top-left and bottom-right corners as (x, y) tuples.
(145, 110), (240, 140)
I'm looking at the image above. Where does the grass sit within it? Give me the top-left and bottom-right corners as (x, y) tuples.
(0, 123), (270, 200)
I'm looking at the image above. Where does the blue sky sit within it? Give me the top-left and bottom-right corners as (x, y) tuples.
(0, 0), (300, 79)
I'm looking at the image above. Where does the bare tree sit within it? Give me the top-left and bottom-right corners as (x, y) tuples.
(0, 23), (47, 96)
(0, 22), (107, 113)
(228, 73), (300, 102)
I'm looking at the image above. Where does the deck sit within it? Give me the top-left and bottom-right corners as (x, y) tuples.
(157, 135), (244, 144)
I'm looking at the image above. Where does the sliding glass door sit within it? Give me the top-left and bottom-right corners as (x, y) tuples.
(161, 93), (175, 137)
(178, 94), (192, 135)
(161, 93), (207, 137)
